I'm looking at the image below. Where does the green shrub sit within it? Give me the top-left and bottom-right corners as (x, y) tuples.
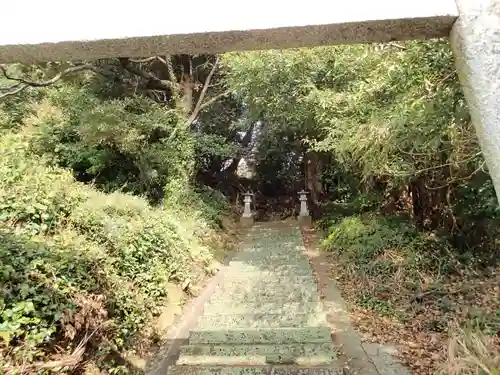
(322, 214), (414, 262)
(321, 213), (453, 273)
(0, 132), (225, 370)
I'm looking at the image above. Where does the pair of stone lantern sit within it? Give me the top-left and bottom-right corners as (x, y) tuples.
(239, 190), (312, 227)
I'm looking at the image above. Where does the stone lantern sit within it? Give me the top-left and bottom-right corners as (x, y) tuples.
(240, 192), (254, 227)
(298, 190), (312, 227)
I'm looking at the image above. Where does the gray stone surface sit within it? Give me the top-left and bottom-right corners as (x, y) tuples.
(179, 343), (336, 357)
(271, 368), (343, 375)
(168, 366), (343, 375)
(202, 301), (325, 316)
(362, 343), (412, 375)
(240, 216), (254, 228)
(229, 261), (313, 269)
(188, 327), (332, 344)
(207, 287), (321, 304)
(169, 221), (341, 372)
(195, 313), (328, 330)
(450, 0), (500, 201)
(177, 343), (337, 365)
(220, 274), (314, 283)
(0, 2), (457, 63)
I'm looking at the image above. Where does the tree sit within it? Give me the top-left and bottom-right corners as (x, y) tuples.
(222, 40), (497, 236)
(0, 55), (247, 201)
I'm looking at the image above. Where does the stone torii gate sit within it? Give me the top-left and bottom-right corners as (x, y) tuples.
(0, 0), (499, 201)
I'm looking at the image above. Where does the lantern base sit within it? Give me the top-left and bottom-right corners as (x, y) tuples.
(298, 214), (312, 228)
(240, 216), (254, 228)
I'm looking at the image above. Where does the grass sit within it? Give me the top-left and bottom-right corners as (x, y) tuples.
(440, 329), (500, 375)
(320, 212), (500, 375)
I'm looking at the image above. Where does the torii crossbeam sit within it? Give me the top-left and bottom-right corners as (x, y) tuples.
(0, 0), (458, 63)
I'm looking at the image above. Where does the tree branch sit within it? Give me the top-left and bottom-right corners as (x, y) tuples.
(0, 82), (22, 92)
(387, 42), (406, 50)
(129, 55), (178, 83)
(118, 58), (174, 92)
(164, 55), (177, 83)
(129, 56), (158, 63)
(393, 151), (483, 178)
(0, 84), (27, 99)
(186, 56), (220, 126)
(425, 160), (487, 190)
(0, 63), (101, 99)
(1, 64), (94, 87)
(197, 91), (230, 112)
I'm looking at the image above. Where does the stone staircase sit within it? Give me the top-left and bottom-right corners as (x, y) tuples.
(167, 222), (342, 375)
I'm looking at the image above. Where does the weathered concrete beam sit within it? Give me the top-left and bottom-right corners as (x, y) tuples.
(0, 0), (457, 63)
(450, 0), (500, 199)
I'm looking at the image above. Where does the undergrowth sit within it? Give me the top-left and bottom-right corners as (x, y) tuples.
(0, 133), (233, 374)
(320, 212), (500, 374)
(439, 329), (500, 375)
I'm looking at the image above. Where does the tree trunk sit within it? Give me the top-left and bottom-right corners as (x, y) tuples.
(305, 151), (323, 204)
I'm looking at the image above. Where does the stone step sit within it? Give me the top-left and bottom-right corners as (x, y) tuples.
(210, 281), (319, 294)
(177, 343), (337, 366)
(195, 312), (328, 329)
(227, 263), (312, 276)
(215, 279), (318, 290)
(221, 275), (314, 284)
(229, 258), (309, 265)
(207, 290), (321, 305)
(223, 268), (313, 278)
(188, 327), (332, 344)
(226, 266), (311, 274)
(233, 254), (305, 258)
(202, 301), (325, 316)
(230, 251), (306, 258)
(227, 263), (310, 270)
(168, 365), (343, 375)
(235, 249), (303, 255)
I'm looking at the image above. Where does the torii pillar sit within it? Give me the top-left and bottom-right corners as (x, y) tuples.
(450, 0), (500, 199)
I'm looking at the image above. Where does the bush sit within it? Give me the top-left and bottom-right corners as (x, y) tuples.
(0, 133), (226, 371)
(319, 212), (464, 325)
(321, 213), (451, 272)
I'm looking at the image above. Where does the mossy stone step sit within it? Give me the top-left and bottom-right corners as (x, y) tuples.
(222, 275), (314, 284)
(223, 269), (313, 279)
(195, 312), (328, 329)
(230, 252), (308, 259)
(207, 291), (321, 305)
(228, 259), (311, 266)
(225, 269), (313, 277)
(177, 342), (337, 366)
(228, 263), (309, 269)
(177, 355), (334, 366)
(215, 279), (318, 290)
(168, 365), (343, 375)
(188, 327), (332, 344)
(227, 264), (311, 271)
(202, 302), (325, 316)
(209, 282), (320, 297)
